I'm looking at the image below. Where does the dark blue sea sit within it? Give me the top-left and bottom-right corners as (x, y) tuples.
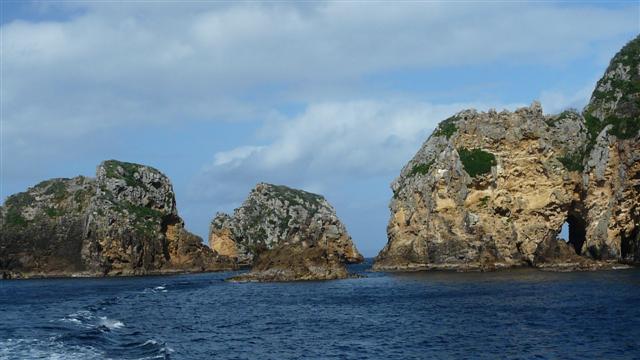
(1, 261), (640, 360)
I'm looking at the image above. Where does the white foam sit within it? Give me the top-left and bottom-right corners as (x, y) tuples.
(144, 285), (169, 294)
(60, 317), (82, 325)
(58, 310), (95, 328)
(0, 338), (104, 360)
(98, 316), (125, 330)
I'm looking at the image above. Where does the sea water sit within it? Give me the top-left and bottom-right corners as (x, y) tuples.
(1, 260), (639, 359)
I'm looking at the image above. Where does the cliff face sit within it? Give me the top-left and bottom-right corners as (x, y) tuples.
(581, 37), (640, 262)
(0, 160), (235, 278)
(374, 36), (639, 271)
(210, 183), (363, 281)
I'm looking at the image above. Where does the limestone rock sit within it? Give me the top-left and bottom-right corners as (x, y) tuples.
(211, 183), (363, 281)
(374, 36), (639, 271)
(581, 36), (640, 262)
(0, 160), (235, 278)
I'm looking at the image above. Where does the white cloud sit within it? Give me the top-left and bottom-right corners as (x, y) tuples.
(2, 1), (637, 141)
(192, 99), (524, 206)
(539, 81), (599, 114)
(212, 146), (265, 167)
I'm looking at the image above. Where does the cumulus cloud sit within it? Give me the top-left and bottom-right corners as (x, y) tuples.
(192, 99), (525, 207)
(2, 1), (637, 141)
(2, 1), (637, 252)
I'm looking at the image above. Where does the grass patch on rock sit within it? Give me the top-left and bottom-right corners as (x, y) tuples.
(558, 152), (585, 172)
(408, 161), (434, 177)
(458, 148), (496, 178)
(5, 208), (27, 227)
(433, 116), (458, 139)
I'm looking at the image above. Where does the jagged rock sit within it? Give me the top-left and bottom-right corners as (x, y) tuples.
(581, 36), (640, 262)
(374, 36), (639, 272)
(0, 160), (235, 278)
(210, 183), (363, 281)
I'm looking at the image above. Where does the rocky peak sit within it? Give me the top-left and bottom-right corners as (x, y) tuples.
(96, 160), (177, 215)
(585, 36), (640, 127)
(210, 183), (363, 281)
(1, 160), (234, 278)
(375, 36), (639, 272)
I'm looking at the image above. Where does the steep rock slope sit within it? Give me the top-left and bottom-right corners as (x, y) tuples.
(374, 36), (639, 271)
(0, 160), (234, 278)
(210, 183), (363, 281)
(581, 37), (640, 262)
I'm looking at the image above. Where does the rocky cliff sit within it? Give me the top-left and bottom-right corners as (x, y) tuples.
(210, 183), (363, 281)
(374, 36), (639, 271)
(0, 160), (235, 278)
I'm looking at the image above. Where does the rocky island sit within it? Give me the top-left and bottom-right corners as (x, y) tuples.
(210, 183), (363, 281)
(374, 36), (639, 272)
(0, 160), (235, 279)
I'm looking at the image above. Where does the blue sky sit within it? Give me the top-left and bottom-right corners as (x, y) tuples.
(1, 1), (638, 256)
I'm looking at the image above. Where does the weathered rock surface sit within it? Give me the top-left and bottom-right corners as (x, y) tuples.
(210, 183), (363, 281)
(0, 160), (235, 278)
(374, 36), (639, 272)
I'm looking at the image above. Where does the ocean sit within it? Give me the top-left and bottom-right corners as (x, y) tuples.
(1, 260), (639, 359)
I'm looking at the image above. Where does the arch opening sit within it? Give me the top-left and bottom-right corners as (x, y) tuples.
(558, 213), (587, 255)
(566, 214), (587, 255)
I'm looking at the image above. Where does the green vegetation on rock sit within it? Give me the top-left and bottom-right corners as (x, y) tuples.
(279, 214), (292, 234)
(409, 161), (434, 177)
(585, 112), (640, 142)
(123, 202), (163, 220)
(433, 116), (458, 139)
(5, 192), (36, 209)
(583, 36), (640, 143)
(458, 148), (496, 178)
(269, 184), (324, 208)
(545, 109), (578, 127)
(558, 152), (585, 172)
(103, 160), (155, 188)
(5, 208), (27, 227)
(45, 182), (68, 201)
(44, 207), (63, 217)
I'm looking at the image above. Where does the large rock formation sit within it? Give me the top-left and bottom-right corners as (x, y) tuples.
(210, 183), (363, 281)
(0, 160), (235, 278)
(374, 36), (639, 271)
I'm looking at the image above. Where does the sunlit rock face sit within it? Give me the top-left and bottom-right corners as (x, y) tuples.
(210, 183), (363, 281)
(1, 160), (235, 278)
(374, 36), (639, 271)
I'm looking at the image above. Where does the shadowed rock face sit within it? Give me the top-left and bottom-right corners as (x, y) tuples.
(210, 183), (363, 281)
(0, 160), (235, 278)
(374, 36), (639, 272)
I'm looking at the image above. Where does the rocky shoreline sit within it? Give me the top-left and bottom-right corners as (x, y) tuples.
(1, 36), (638, 281)
(210, 183), (363, 282)
(374, 35), (639, 273)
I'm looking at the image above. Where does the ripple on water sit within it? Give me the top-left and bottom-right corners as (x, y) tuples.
(1, 267), (640, 359)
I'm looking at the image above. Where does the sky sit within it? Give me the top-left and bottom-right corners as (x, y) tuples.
(1, 1), (638, 257)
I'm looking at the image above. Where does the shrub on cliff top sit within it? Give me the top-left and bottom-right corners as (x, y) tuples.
(433, 116), (458, 139)
(545, 109), (579, 127)
(458, 148), (496, 178)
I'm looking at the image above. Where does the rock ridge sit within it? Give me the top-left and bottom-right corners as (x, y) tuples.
(210, 183), (363, 281)
(0, 160), (235, 279)
(374, 35), (639, 272)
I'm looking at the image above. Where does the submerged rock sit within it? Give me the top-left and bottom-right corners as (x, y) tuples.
(210, 183), (363, 281)
(374, 36), (639, 272)
(0, 160), (235, 278)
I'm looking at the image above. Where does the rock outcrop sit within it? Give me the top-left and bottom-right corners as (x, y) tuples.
(210, 183), (363, 281)
(0, 160), (235, 278)
(374, 36), (639, 271)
